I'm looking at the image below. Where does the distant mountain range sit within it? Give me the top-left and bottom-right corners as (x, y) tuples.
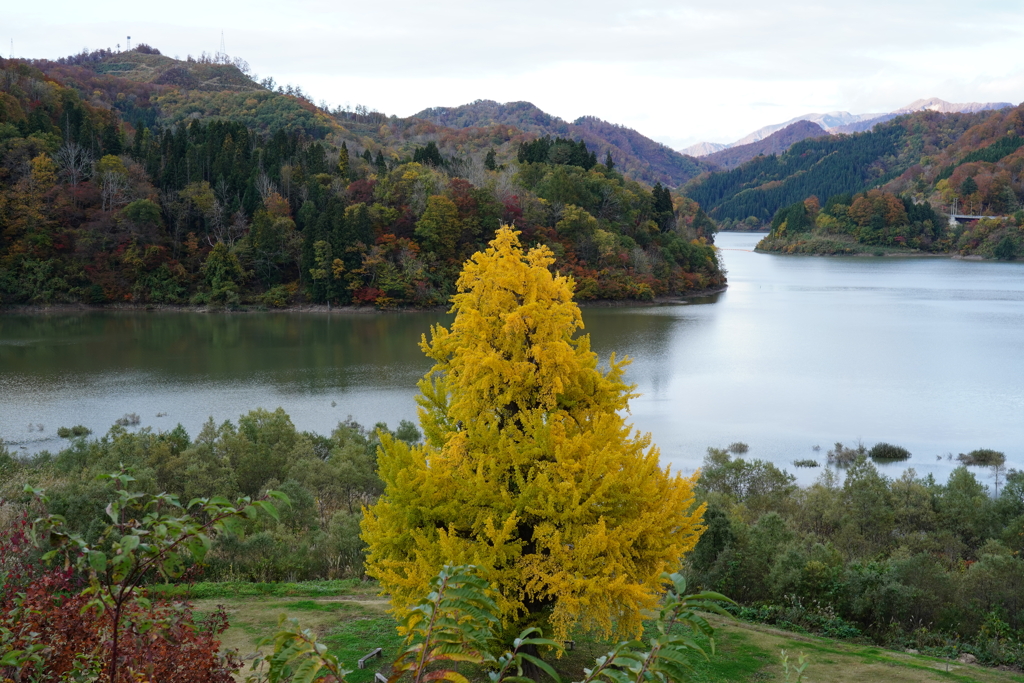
(702, 120), (826, 170)
(413, 100), (714, 187)
(681, 98), (1014, 157)
(683, 102), (1024, 225)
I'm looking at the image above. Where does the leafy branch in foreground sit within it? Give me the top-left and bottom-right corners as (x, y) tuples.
(246, 616), (352, 683)
(574, 572), (734, 683)
(26, 470), (288, 683)
(254, 566), (735, 683)
(780, 649), (808, 682)
(392, 564), (563, 683)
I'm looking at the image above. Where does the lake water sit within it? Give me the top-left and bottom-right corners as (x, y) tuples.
(2, 232), (1022, 482)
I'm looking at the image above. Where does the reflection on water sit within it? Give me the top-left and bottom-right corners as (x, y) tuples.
(0, 312), (451, 387)
(2, 233), (1023, 484)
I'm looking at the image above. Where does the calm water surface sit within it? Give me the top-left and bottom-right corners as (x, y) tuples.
(2, 232), (1022, 481)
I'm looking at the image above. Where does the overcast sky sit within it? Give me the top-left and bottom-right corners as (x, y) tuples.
(8, 0), (1024, 149)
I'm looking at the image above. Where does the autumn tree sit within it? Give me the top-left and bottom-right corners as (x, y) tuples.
(202, 242), (246, 305)
(555, 204), (599, 242)
(362, 226), (706, 643)
(415, 195), (463, 261)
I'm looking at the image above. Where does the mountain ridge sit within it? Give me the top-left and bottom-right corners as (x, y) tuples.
(682, 104), (1024, 228)
(702, 120), (827, 170)
(682, 98), (1015, 157)
(412, 99), (713, 187)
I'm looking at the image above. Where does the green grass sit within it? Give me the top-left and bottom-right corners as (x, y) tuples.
(681, 629), (776, 682)
(322, 617), (404, 683)
(174, 580), (1024, 683)
(151, 578), (361, 599)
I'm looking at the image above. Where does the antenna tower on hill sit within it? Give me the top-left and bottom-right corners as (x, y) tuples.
(219, 30), (226, 59)
(127, 36), (131, 51)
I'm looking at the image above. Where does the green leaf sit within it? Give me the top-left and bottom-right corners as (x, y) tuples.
(267, 490), (292, 506)
(120, 534), (140, 553)
(600, 669), (633, 683)
(518, 653), (561, 683)
(88, 550), (107, 573)
(255, 499), (281, 521)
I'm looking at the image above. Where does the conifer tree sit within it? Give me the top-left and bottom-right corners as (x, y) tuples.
(362, 226), (706, 642)
(338, 141), (350, 179)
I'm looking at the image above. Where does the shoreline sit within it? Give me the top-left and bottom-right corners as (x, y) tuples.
(0, 285), (729, 316)
(754, 245), (1006, 261)
(753, 247), (957, 259)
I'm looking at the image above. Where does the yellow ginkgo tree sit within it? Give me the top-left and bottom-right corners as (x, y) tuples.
(361, 225), (705, 642)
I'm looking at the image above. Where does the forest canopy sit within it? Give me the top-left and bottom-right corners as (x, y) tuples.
(0, 54), (724, 309)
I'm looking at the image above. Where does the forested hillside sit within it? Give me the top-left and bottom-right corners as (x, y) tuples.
(0, 50), (724, 308)
(413, 99), (714, 187)
(752, 104), (1024, 258)
(685, 108), (1013, 225)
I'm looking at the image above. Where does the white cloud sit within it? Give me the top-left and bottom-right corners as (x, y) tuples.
(7, 0), (1024, 149)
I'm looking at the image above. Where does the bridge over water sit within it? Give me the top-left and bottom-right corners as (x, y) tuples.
(948, 213), (1011, 224)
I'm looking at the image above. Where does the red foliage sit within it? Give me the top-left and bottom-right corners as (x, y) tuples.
(346, 179), (376, 205)
(353, 286), (384, 304)
(448, 178), (479, 221)
(0, 517), (239, 683)
(502, 196), (523, 225)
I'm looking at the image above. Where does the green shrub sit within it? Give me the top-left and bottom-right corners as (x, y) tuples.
(993, 235), (1018, 260)
(259, 284), (292, 308)
(56, 425), (92, 438)
(827, 441), (866, 466)
(958, 449), (1006, 466)
(868, 442), (911, 461)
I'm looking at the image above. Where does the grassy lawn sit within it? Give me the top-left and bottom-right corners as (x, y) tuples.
(183, 581), (1024, 683)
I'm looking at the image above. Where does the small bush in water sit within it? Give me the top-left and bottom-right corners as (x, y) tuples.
(869, 442), (911, 461)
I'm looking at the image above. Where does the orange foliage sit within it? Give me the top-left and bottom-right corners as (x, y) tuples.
(849, 190), (908, 227)
(263, 191), (291, 218)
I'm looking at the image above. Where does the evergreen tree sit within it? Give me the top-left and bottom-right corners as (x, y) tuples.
(605, 150), (615, 171)
(960, 176), (978, 197)
(484, 148), (497, 171)
(653, 183), (674, 214)
(338, 142), (350, 179)
(101, 120), (123, 156)
(413, 142), (444, 167)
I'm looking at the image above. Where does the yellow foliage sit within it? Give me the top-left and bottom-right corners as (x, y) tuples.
(29, 154), (57, 190)
(179, 181), (216, 216)
(362, 226), (705, 642)
(593, 228), (619, 260)
(95, 154), (128, 179)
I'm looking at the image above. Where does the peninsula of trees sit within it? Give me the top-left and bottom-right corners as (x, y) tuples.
(684, 103), (1024, 258)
